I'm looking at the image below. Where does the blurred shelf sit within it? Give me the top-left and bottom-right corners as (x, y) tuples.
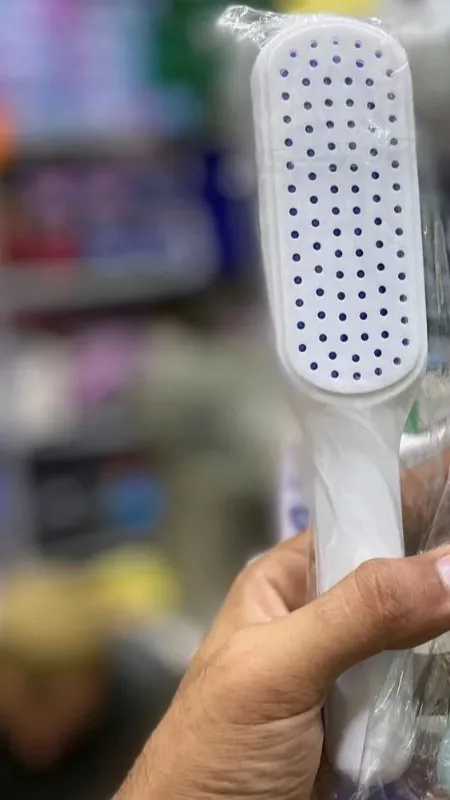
(0, 399), (144, 459)
(2, 261), (215, 314)
(28, 429), (142, 461)
(5, 132), (210, 163)
(37, 528), (143, 560)
(18, 407), (143, 460)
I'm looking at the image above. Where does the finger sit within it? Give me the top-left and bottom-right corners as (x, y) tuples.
(402, 450), (450, 553)
(199, 532), (311, 660)
(267, 547), (450, 705)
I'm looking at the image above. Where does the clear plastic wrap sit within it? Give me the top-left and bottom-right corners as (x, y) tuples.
(220, 5), (450, 799)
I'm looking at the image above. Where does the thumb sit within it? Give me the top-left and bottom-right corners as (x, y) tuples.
(268, 548), (450, 705)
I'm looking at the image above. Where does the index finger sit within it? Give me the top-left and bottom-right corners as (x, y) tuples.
(402, 449), (450, 554)
(197, 532), (311, 661)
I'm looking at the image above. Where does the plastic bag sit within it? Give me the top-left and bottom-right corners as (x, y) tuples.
(220, 5), (450, 798)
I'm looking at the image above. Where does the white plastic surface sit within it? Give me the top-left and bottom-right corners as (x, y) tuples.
(252, 15), (426, 400)
(252, 15), (427, 783)
(306, 402), (408, 784)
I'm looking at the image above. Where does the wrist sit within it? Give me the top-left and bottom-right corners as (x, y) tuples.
(117, 714), (213, 800)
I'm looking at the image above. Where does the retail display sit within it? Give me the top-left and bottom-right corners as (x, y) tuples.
(2, 158), (220, 278)
(0, 0), (211, 146)
(32, 451), (170, 557)
(0, 5), (282, 798)
(97, 459), (167, 540)
(3, 322), (166, 556)
(85, 546), (181, 626)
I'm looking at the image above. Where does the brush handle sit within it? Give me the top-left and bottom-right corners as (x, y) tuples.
(308, 404), (413, 784)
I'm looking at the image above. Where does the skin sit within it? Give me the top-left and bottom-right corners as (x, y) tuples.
(116, 454), (450, 800)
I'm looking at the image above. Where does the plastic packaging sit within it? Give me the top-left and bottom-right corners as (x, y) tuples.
(220, 5), (450, 799)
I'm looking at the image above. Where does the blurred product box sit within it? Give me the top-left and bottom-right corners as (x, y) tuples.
(32, 452), (168, 556)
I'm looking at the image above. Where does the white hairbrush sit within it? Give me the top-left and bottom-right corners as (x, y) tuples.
(252, 15), (427, 783)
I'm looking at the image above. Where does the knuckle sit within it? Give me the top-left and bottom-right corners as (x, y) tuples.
(199, 630), (259, 723)
(244, 552), (270, 582)
(352, 559), (409, 638)
(219, 626), (259, 676)
(233, 554), (269, 597)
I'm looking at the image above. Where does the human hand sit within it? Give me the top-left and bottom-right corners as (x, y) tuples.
(118, 459), (450, 800)
(121, 552), (450, 799)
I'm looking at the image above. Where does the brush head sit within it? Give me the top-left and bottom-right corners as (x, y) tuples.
(252, 16), (427, 400)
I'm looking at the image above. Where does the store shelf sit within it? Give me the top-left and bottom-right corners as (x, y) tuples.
(8, 132), (205, 162)
(18, 404), (143, 459)
(38, 527), (139, 560)
(2, 261), (215, 314)
(11, 133), (163, 160)
(29, 427), (142, 461)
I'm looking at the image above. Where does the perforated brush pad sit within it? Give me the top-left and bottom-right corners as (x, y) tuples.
(252, 16), (427, 395)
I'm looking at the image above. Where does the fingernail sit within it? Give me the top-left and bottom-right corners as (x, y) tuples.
(437, 555), (450, 589)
